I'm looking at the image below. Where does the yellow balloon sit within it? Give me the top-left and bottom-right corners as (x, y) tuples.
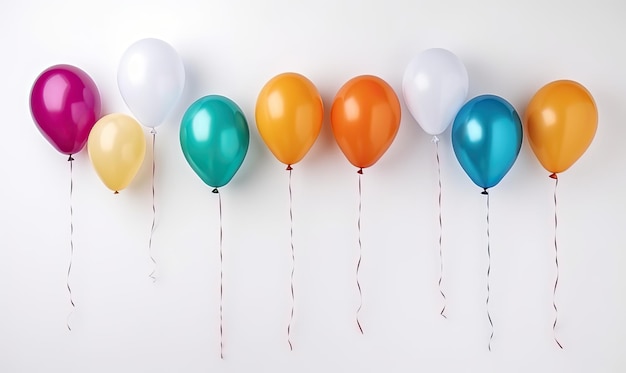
(88, 113), (146, 193)
(255, 72), (323, 167)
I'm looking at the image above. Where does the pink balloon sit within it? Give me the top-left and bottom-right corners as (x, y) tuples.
(30, 65), (101, 156)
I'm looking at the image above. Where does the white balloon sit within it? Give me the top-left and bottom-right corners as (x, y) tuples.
(117, 38), (185, 128)
(402, 48), (469, 136)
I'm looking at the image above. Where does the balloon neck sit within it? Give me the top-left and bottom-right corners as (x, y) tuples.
(357, 168), (363, 174)
(286, 164), (293, 171)
(150, 128), (157, 135)
(481, 188), (489, 195)
(549, 173), (558, 180)
(114, 191), (119, 195)
(431, 135), (440, 144)
(212, 188), (219, 194)
(67, 155), (74, 162)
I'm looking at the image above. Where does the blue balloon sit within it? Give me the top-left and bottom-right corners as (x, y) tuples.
(451, 95), (522, 191)
(180, 95), (250, 189)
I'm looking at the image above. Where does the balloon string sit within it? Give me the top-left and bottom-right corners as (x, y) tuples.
(216, 188), (224, 359)
(552, 174), (563, 349)
(287, 166), (295, 350)
(148, 130), (157, 282)
(356, 169), (364, 334)
(484, 190), (493, 351)
(67, 155), (75, 331)
(434, 139), (446, 319)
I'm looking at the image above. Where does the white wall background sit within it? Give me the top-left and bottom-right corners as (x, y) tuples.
(1, 0), (625, 372)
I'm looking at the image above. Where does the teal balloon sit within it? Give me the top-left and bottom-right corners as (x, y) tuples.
(180, 95), (250, 189)
(451, 95), (522, 191)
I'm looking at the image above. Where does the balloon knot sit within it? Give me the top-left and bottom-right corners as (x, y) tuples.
(114, 191), (119, 195)
(286, 165), (293, 171)
(549, 173), (558, 180)
(357, 168), (363, 174)
(431, 135), (440, 144)
(68, 155), (74, 162)
(481, 188), (489, 195)
(212, 188), (219, 194)
(150, 128), (157, 135)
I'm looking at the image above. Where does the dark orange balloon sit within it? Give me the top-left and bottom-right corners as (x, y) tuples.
(331, 75), (401, 170)
(524, 80), (598, 175)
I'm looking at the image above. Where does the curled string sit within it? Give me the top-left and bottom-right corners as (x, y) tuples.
(483, 189), (493, 351)
(286, 165), (295, 350)
(433, 136), (446, 318)
(212, 188), (224, 358)
(550, 173), (563, 349)
(356, 168), (364, 334)
(67, 155), (75, 331)
(148, 129), (157, 282)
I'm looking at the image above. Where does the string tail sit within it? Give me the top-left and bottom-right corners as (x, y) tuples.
(216, 189), (224, 359)
(287, 167), (295, 350)
(67, 156), (75, 331)
(148, 131), (157, 282)
(434, 138), (446, 318)
(356, 171), (364, 334)
(485, 190), (493, 351)
(552, 174), (563, 349)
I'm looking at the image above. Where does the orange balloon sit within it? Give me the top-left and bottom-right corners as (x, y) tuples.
(331, 75), (401, 170)
(255, 73), (323, 167)
(524, 80), (598, 175)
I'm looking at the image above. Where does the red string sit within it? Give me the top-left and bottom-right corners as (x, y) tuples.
(356, 168), (364, 334)
(67, 155), (75, 331)
(434, 138), (446, 318)
(287, 166), (295, 350)
(218, 190), (224, 358)
(551, 174), (563, 349)
(484, 190), (493, 351)
(212, 188), (224, 359)
(148, 130), (157, 282)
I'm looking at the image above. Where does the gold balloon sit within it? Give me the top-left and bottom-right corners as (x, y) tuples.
(88, 113), (146, 193)
(524, 80), (598, 175)
(255, 73), (323, 167)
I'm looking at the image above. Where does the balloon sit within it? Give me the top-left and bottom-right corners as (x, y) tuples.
(88, 114), (146, 193)
(30, 64), (101, 156)
(180, 95), (250, 189)
(451, 95), (523, 191)
(330, 75), (401, 170)
(117, 38), (185, 128)
(255, 72), (323, 168)
(402, 48), (469, 136)
(524, 80), (597, 176)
